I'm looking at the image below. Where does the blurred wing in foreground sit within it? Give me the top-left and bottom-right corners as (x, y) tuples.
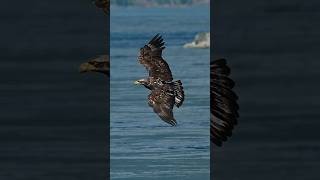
(211, 59), (239, 146)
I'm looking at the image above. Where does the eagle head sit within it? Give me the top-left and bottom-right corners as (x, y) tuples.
(79, 55), (109, 76)
(133, 79), (148, 85)
(134, 78), (152, 90)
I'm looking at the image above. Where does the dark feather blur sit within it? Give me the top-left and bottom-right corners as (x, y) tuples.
(212, 0), (320, 180)
(0, 1), (108, 179)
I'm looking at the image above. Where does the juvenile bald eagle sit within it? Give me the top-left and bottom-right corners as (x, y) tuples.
(211, 59), (239, 146)
(134, 34), (184, 126)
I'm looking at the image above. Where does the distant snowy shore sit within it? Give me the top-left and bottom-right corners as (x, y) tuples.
(183, 32), (210, 48)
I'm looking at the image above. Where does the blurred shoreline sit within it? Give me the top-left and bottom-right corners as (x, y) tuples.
(110, 0), (209, 7)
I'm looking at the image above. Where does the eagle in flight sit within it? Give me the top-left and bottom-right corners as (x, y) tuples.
(211, 59), (239, 146)
(134, 34), (185, 126)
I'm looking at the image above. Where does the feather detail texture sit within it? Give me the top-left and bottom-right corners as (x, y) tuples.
(211, 58), (239, 146)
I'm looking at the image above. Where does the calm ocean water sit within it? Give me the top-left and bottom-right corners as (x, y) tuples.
(110, 6), (210, 180)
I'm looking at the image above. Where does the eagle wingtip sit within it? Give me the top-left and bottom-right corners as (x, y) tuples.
(148, 34), (165, 48)
(169, 119), (177, 126)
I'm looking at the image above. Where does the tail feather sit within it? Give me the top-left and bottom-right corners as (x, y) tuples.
(173, 80), (184, 107)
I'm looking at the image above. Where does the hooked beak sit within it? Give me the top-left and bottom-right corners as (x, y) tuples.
(79, 62), (96, 73)
(133, 80), (140, 85)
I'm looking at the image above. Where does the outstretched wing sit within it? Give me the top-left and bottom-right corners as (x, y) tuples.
(148, 89), (176, 126)
(138, 34), (173, 81)
(211, 59), (239, 146)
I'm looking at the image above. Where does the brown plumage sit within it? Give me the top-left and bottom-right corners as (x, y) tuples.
(139, 35), (173, 82)
(211, 59), (239, 146)
(134, 34), (184, 126)
(94, 0), (109, 14)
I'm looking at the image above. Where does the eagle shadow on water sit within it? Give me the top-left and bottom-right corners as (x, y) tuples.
(134, 34), (185, 126)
